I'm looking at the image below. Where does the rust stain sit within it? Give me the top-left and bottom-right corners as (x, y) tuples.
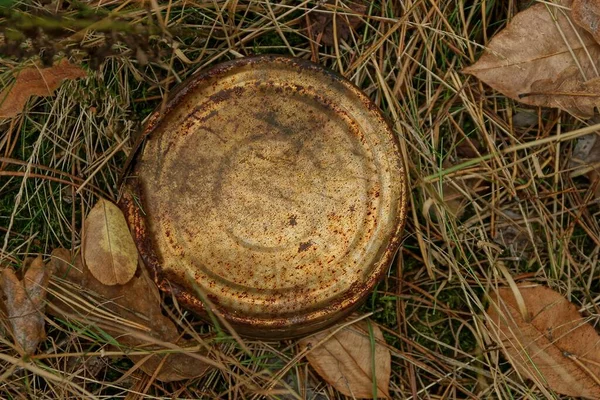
(119, 56), (408, 339)
(288, 214), (297, 226)
(298, 241), (313, 253)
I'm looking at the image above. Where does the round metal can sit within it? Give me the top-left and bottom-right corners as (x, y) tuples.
(121, 56), (407, 338)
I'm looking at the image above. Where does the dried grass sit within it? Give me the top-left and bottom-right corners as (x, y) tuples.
(0, 0), (599, 398)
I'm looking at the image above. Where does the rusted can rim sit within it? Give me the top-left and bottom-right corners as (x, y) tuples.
(120, 55), (408, 338)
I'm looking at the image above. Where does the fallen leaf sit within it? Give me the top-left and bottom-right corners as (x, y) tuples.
(0, 59), (86, 118)
(527, 66), (600, 118)
(83, 199), (138, 286)
(127, 349), (210, 382)
(492, 211), (542, 261)
(51, 248), (211, 382)
(455, 136), (483, 159)
(441, 183), (470, 218)
(463, 0), (600, 117)
(0, 256), (52, 355)
(487, 285), (600, 399)
(298, 319), (391, 399)
(426, 177), (483, 220)
(267, 355), (328, 400)
(437, 149), (487, 219)
(569, 131), (600, 197)
(512, 109), (543, 129)
(572, 0), (600, 44)
(307, 0), (367, 46)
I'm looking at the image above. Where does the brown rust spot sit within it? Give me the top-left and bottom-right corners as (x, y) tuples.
(120, 55), (408, 339)
(288, 214), (297, 226)
(298, 241), (313, 253)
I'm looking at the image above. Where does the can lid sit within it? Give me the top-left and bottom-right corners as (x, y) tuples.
(123, 56), (407, 337)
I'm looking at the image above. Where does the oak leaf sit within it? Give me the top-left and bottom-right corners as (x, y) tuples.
(51, 248), (211, 382)
(298, 319), (391, 399)
(0, 59), (86, 118)
(487, 285), (600, 399)
(0, 256), (52, 355)
(83, 199), (138, 286)
(463, 0), (600, 118)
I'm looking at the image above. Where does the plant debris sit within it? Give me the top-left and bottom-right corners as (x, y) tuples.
(569, 131), (600, 197)
(306, 0), (367, 46)
(298, 318), (391, 399)
(0, 58), (86, 118)
(464, 0), (600, 118)
(0, 255), (52, 355)
(572, 0), (600, 43)
(51, 248), (211, 382)
(527, 66), (600, 119)
(487, 285), (600, 399)
(492, 211), (541, 261)
(434, 138), (487, 219)
(83, 199), (138, 286)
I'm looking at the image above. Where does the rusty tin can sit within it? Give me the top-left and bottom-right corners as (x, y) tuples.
(121, 56), (407, 338)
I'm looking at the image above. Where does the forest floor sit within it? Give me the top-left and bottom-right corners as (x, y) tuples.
(0, 1), (599, 399)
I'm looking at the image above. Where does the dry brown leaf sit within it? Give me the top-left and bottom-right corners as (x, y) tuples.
(455, 137), (483, 159)
(307, 0), (367, 46)
(572, 0), (600, 43)
(0, 256), (52, 355)
(512, 109), (543, 129)
(463, 0), (600, 118)
(428, 176), (483, 219)
(51, 248), (210, 382)
(438, 143), (487, 219)
(83, 199), (138, 286)
(487, 285), (600, 399)
(492, 211), (542, 261)
(127, 348), (210, 382)
(441, 183), (470, 218)
(298, 319), (391, 399)
(0, 59), (86, 118)
(527, 66), (600, 118)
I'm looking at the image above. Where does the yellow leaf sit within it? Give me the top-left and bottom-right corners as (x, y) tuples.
(83, 199), (138, 286)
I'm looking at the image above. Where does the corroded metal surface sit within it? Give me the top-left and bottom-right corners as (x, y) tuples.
(121, 56), (407, 338)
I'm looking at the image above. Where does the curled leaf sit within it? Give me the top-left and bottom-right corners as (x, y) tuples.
(0, 59), (86, 118)
(83, 199), (138, 286)
(487, 285), (600, 399)
(0, 256), (52, 355)
(298, 319), (391, 399)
